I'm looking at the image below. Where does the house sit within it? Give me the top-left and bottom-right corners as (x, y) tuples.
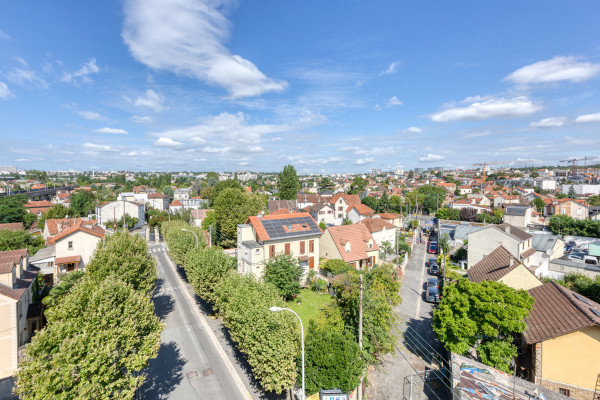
(268, 199), (299, 214)
(95, 200), (145, 229)
(52, 192), (71, 205)
(450, 198), (490, 214)
(0, 222), (23, 232)
(297, 193), (333, 209)
(237, 213), (322, 279)
(29, 246), (56, 285)
(493, 195), (521, 208)
(24, 200), (54, 216)
(44, 224), (105, 283)
(377, 212), (403, 227)
(43, 218), (97, 240)
(148, 192), (169, 211)
(0, 249), (41, 379)
(457, 185), (472, 195)
(329, 193), (361, 221)
(173, 188), (191, 201)
(304, 203), (337, 226)
(466, 193), (492, 207)
(359, 218), (397, 249)
(347, 204), (375, 224)
(169, 200), (184, 213)
(545, 199), (589, 220)
(180, 196), (209, 210)
(467, 246), (542, 291)
(521, 282), (600, 400)
(503, 205), (533, 229)
(191, 209), (213, 227)
(528, 233), (565, 277)
(467, 223), (535, 269)
(320, 224), (379, 270)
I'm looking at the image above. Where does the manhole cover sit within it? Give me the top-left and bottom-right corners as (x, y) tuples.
(202, 368), (213, 377)
(186, 371), (198, 379)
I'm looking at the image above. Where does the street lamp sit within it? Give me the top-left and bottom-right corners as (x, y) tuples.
(181, 228), (199, 248)
(270, 306), (305, 400)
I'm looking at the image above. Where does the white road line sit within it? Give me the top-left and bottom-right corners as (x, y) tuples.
(163, 248), (253, 400)
(415, 245), (428, 318)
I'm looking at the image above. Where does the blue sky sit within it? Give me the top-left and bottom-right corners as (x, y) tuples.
(1, 1), (600, 174)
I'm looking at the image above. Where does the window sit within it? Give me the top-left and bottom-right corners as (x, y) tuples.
(559, 388), (570, 397)
(285, 243), (291, 255)
(269, 245), (275, 258)
(255, 249), (260, 255)
(309, 240), (314, 252)
(300, 241), (305, 254)
(338, 206), (343, 211)
(68, 241), (73, 250)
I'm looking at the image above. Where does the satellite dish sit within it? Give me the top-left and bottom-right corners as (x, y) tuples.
(546, 249), (553, 256)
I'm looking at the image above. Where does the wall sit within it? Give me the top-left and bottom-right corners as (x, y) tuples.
(55, 230), (101, 267)
(467, 228), (519, 268)
(499, 265), (543, 290)
(0, 299), (16, 378)
(371, 227), (397, 249)
(539, 326), (600, 398)
(98, 201), (144, 228)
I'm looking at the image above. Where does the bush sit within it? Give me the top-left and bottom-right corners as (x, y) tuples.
(320, 259), (352, 275)
(264, 254), (304, 301)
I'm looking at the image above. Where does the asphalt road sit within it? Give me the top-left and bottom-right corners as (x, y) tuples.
(139, 242), (251, 400)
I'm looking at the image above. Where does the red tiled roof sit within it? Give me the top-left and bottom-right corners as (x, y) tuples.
(0, 267), (38, 300)
(169, 200), (183, 206)
(24, 200), (54, 208)
(329, 193), (361, 206)
(347, 204), (375, 216)
(468, 246), (522, 283)
(524, 281), (600, 344)
(270, 208), (303, 215)
(378, 213), (401, 220)
(359, 217), (396, 233)
(57, 192), (71, 199)
(148, 192), (168, 199)
(0, 261), (16, 274)
(326, 224), (379, 263)
(45, 218), (96, 236)
(46, 225), (105, 245)
(55, 255), (82, 264)
(0, 222), (24, 231)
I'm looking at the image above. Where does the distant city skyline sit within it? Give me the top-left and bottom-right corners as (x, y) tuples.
(1, 1), (600, 173)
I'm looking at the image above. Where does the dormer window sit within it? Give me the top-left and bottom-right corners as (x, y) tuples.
(345, 242), (351, 252)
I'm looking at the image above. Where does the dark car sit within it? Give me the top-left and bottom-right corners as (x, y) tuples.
(428, 243), (438, 254)
(426, 258), (437, 267)
(426, 277), (439, 289)
(429, 263), (440, 275)
(426, 286), (440, 303)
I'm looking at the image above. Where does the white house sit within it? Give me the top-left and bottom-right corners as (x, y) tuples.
(503, 205), (533, 229)
(96, 200), (145, 229)
(359, 217), (397, 249)
(467, 223), (535, 269)
(305, 203), (337, 226)
(347, 204), (376, 224)
(147, 192), (169, 211)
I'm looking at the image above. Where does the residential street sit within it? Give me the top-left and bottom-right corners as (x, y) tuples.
(367, 238), (449, 400)
(139, 242), (251, 400)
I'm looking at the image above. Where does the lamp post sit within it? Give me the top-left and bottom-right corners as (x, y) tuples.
(270, 306), (305, 400)
(181, 228), (199, 248)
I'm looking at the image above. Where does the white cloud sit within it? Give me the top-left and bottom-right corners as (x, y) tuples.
(529, 116), (567, 128)
(388, 96), (402, 106)
(0, 30), (10, 40)
(419, 153), (445, 162)
(461, 130), (491, 139)
(379, 61), (400, 76)
(78, 110), (106, 121)
(83, 143), (114, 152)
(122, 0), (287, 98)
(155, 137), (183, 147)
(353, 158), (374, 165)
(131, 115), (154, 124)
(92, 127), (128, 135)
(375, 104), (382, 111)
(431, 96), (542, 122)
(505, 56), (600, 85)
(133, 89), (165, 112)
(6, 68), (48, 88)
(574, 112), (600, 123)
(0, 82), (11, 99)
(203, 146), (231, 153)
(403, 127), (422, 134)
(62, 58), (100, 84)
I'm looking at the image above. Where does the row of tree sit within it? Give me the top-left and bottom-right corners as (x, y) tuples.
(548, 214), (600, 238)
(435, 206), (504, 224)
(15, 231), (163, 399)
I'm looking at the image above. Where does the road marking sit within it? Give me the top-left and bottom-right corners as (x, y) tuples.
(162, 248), (254, 400)
(415, 244), (428, 318)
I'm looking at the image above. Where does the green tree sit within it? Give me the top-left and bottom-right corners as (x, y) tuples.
(0, 194), (31, 224)
(41, 271), (86, 308)
(319, 176), (333, 190)
(348, 177), (367, 195)
(263, 254), (304, 301)
(37, 204), (69, 229)
(438, 233), (450, 255)
(432, 279), (534, 373)
(26, 169), (48, 182)
(210, 179), (243, 206)
(568, 185), (577, 198)
(303, 322), (365, 394)
(161, 185), (174, 201)
(161, 221), (206, 265)
(321, 259), (352, 275)
(319, 221), (327, 231)
(277, 164), (300, 200)
(588, 195), (600, 207)
(184, 246), (236, 304)
(0, 229), (45, 255)
(213, 188), (263, 248)
(556, 192), (568, 199)
(532, 197), (545, 213)
(69, 190), (96, 217)
(361, 196), (379, 212)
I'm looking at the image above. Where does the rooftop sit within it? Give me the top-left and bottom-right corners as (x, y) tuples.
(246, 213), (322, 242)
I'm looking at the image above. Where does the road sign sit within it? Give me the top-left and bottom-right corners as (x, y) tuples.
(320, 389), (349, 400)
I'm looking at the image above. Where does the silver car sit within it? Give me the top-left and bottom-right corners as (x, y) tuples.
(426, 286), (440, 303)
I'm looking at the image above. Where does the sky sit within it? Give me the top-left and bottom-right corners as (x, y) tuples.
(1, 1), (600, 174)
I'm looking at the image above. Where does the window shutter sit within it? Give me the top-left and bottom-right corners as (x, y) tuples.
(300, 241), (305, 254)
(309, 240), (314, 252)
(285, 243), (290, 255)
(270, 245), (275, 258)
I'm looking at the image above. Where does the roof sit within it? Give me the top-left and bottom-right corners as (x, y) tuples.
(520, 247), (536, 260)
(0, 261), (15, 274)
(304, 202), (332, 212)
(329, 193), (361, 205)
(148, 192), (168, 199)
(359, 217), (397, 233)
(56, 192), (71, 199)
(326, 224), (379, 262)
(505, 205), (530, 216)
(454, 225), (485, 241)
(268, 200), (298, 214)
(378, 212), (401, 220)
(24, 200), (54, 208)
(492, 223), (532, 242)
(55, 255), (82, 264)
(30, 246), (56, 263)
(45, 218), (96, 236)
(524, 281), (600, 344)
(190, 209), (213, 220)
(348, 204), (375, 216)
(0, 222), (24, 231)
(468, 246), (521, 283)
(169, 200), (183, 206)
(530, 233), (561, 252)
(0, 267), (38, 300)
(46, 224), (105, 245)
(270, 208), (303, 215)
(0, 248), (28, 267)
(246, 213), (322, 242)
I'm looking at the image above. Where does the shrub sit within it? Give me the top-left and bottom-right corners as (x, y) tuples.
(320, 259), (352, 275)
(264, 254), (304, 301)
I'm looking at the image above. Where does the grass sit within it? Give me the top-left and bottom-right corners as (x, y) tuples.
(288, 288), (334, 333)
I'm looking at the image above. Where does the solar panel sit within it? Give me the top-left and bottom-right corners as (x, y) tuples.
(574, 293), (592, 306)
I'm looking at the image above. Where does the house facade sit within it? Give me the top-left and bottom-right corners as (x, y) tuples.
(329, 193), (361, 222)
(347, 204), (375, 224)
(503, 205), (533, 229)
(359, 217), (397, 249)
(320, 224), (379, 270)
(467, 223), (535, 269)
(305, 203), (337, 226)
(147, 192), (169, 211)
(96, 200), (145, 229)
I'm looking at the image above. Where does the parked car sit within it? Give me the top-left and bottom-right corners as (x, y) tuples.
(426, 286), (440, 303)
(429, 263), (441, 275)
(426, 277), (439, 289)
(428, 243), (438, 254)
(426, 258), (437, 267)
(584, 255), (599, 266)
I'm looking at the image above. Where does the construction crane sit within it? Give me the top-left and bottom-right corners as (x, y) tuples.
(473, 160), (535, 181)
(560, 157), (596, 176)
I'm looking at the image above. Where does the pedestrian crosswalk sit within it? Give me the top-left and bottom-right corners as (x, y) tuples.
(150, 246), (167, 253)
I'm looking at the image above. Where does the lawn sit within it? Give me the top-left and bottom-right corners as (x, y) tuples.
(288, 288), (334, 333)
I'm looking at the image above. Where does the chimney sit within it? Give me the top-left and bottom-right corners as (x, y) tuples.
(509, 254), (515, 268)
(504, 225), (510, 234)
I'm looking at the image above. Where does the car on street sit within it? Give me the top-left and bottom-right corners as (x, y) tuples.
(428, 243), (438, 254)
(426, 277), (439, 289)
(429, 263), (441, 275)
(426, 258), (437, 267)
(426, 286), (440, 303)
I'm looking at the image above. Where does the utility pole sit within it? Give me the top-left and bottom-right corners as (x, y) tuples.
(358, 273), (364, 400)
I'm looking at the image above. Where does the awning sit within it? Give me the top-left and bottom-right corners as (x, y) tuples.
(298, 256), (309, 262)
(55, 255), (81, 265)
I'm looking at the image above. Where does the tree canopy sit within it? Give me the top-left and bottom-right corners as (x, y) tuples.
(277, 164), (300, 200)
(69, 190), (96, 217)
(213, 188), (263, 248)
(0, 229), (45, 255)
(263, 254), (304, 300)
(348, 177), (367, 195)
(0, 194), (36, 227)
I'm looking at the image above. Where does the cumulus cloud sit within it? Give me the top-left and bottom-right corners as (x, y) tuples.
(403, 127), (422, 133)
(574, 112), (600, 123)
(62, 58), (100, 84)
(379, 61), (400, 76)
(133, 89), (165, 112)
(83, 143), (114, 152)
(430, 96), (542, 122)
(354, 158), (374, 165)
(131, 115), (154, 124)
(78, 110), (106, 121)
(122, 0), (287, 98)
(155, 137), (183, 147)
(92, 127), (128, 135)
(529, 116), (567, 128)
(419, 153), (445, 162)
(388, 96), (402, 106)
(505, 56), (600, 85)
(0, 82), (11, 99)
(6, 68), (48, 88)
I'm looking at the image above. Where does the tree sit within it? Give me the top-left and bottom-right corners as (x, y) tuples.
(210, 179), (243, 206)
(379, 191), (390, 213)
(319, 176), (333, 190)
(380, 240), (393, 256)
(588, 195), (600, 207)
(348, 177), (367, 195)
(460, 207), (478, 222)
(41, 271), (86, 307)
(184, 246), (236, 304)
(277, 165), (300, 200)
(320, 259), (352, 275)
(213, 188), (263, 248)
(303, 322), (365, 394)
(361, 196), (378, 211)
(69, 190), (96, 217)
(438, 233), (450, 255)
(532, 197), (545, 213)
(0, 229), (45, 255)
(161, 221), (206, 265)
(161, 185), (174, 201)
(319, 221), (327, 231)
(568, 185), (577, 198)
(26, 169), (47, 182)
(433, 279), (534, 373)
(0, 194), (32, 225)
(263, 254), (304, 301)
(556, 192), (568, 199)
